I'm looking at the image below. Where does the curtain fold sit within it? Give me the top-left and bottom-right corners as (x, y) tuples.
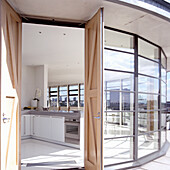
(2, 0), (21, 95)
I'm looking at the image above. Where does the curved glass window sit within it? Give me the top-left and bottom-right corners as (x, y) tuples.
(104, 50), (134, 72)
(105, 29), (134, 52)
(138, 75), (159, 94)
(138, 38), (159, 61)
(104, 27), (167, 166)
(139, 57), (159, 77)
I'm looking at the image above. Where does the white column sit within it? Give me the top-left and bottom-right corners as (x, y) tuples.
(35, 65), (48, 109)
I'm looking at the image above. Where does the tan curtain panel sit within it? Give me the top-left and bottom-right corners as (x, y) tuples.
(1, 0), (22, 169)
(1, 0), (22, 94)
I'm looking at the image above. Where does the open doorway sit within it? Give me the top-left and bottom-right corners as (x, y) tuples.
(21, 23), (85, 170)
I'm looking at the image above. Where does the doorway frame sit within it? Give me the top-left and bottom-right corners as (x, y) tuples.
(20, 21), (86, 169)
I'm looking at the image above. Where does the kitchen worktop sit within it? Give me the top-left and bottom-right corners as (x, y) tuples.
(21, 110), (81, 119)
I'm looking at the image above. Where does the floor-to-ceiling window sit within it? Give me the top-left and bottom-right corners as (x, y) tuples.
(104, 29), (135, 165)
(161, 51), (167, 146)
(104, 27), (167, 166)
(138, 38), (159, 158)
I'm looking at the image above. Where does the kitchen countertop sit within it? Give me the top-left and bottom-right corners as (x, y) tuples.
(21, 110), (81, 119)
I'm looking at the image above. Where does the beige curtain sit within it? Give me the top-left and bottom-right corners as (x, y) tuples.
(1, 0), (22, 169)
(2, 0), (22, 94)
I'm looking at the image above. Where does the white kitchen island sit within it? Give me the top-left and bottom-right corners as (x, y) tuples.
(21, 110), (82, 149)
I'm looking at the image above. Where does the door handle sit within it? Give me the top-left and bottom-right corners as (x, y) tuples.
(3, 117), (10, 123)
(94, 112), (101, 119)
(3, 113), (10, 123)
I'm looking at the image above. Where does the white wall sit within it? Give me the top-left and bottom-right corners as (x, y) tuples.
(21, 65), (48, 109)
(44, 65), (48, 108)
(21, 65), (36, 109)
(48, 73), (84, 86)
(35, 65), (48, 108)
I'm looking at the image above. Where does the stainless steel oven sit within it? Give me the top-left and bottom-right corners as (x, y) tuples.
(65, 119), (80, 145)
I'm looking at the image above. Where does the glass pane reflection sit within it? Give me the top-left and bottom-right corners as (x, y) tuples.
(105, 91), (134, 111)
(161, 67), (166, 83)
(69, 85), (78, 90)
(80, 89), (84, 95)
(138, 75), (159, 94)
(50, 92), (58, 96)
(138, 94), (158, 111)
(60, 91), (67, 96)
(69, 96), (78, 107)
(161, 130), (166, 147)
(104, 50), (134, 72)
(161, 52), (167, 69)
(50, 97), (57, 107)
(50, 87), (58, 91)
(59, 96), (67, 106)
(161, 113), (167, 129)
(104, 111), (134, 138)
(161, 96), (167, 110)
(161, 81), (166, 96)
(104, 137), (133, 165)
(60, 86), (67, 91)
(138, 111), (158, 134)
(138, 132), (159, 158)
(80, 100), (84, 107)
(69, 91), (78, 95)
(105, 29), (134, 52)
(104, 71), (134, 91)
(139, 57), (159, 78)
(138, 38), (159, 61)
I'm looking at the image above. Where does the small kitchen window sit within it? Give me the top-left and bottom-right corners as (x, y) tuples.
(49, 87), (58, 107)
(59, 86), (67, 107)
(69, 85), (78, 107)
(80, 84), (84, 107)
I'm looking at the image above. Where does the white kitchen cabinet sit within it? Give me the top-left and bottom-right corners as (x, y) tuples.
(22, 114), (65, 143)
(25, 115), (31, 135)
(51, 116), (65, 142)
(21, 115), (24, 137)
(39, 116), (51, 139)
(32, 115), (40, 137)
(21, 115), (31, 137)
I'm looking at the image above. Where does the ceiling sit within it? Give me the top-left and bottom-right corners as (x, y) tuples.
(22, 23), (84, 85)
(7, 0), (102, 22)
(8, 0), (170, 70)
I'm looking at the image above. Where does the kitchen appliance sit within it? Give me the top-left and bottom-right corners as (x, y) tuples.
(65, 118), (80, 145)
